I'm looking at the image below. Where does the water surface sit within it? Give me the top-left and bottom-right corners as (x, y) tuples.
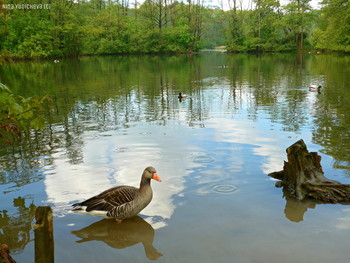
(1, 53), (350, 262)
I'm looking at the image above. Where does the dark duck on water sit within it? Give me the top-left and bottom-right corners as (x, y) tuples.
(178, 92), (187, 98)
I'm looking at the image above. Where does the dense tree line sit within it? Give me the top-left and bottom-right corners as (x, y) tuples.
(0, 0), (348, 59)
(222, 0), (348, 52)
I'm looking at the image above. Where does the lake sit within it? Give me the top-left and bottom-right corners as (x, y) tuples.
(1, 52), (350, 263)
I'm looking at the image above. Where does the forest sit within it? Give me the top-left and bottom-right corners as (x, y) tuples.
(0, 0), (349, 59)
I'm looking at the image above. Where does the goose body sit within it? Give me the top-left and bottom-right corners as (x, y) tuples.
(72, 167), (161, 221)
(309, 85), (322, 92)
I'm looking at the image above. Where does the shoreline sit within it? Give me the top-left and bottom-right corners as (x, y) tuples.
(1, 49), (347, 64)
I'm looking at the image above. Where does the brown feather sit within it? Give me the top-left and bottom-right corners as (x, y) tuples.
(72, 186), (137, 212)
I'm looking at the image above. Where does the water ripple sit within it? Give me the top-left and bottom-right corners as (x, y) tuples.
(193, 156), (215, 163)
(212, 184), (238, 194)
(115, 147), (130, 152)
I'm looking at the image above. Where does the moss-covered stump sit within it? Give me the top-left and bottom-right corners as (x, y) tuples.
(268, 139), (350, 203)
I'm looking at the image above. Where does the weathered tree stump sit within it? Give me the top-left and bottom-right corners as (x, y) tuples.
(268, 139), (350, 203)
(0, 244), (16, 263)
(34, 206), (54, 263)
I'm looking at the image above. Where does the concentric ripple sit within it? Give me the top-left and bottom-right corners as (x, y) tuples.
(193, 156), (215, 163)
(212, 184), (238, 194)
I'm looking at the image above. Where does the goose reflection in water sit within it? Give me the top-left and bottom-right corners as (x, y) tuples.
(71, 216), (163, 260)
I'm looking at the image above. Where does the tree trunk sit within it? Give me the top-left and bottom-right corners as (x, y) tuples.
(268, 139), (350, 203)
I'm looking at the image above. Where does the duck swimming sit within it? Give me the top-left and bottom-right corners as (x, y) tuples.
(71, 166), (161, 222)
(309, 85), (322, 92)
(178, 92), (187, 98)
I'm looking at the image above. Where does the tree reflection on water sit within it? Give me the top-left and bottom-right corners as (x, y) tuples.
(0, 197), (36, 253)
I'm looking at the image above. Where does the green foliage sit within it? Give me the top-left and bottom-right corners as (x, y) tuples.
(237, 0), (349, 52)
(311, 0), (350, 52)
(200, 9), (225, 48)
(0, 0), (205, 56)
(163, 25), (194, 52)
(0, 0), (348, 56)
(224, 0), (315, 52)
(0, 83), (52, 144)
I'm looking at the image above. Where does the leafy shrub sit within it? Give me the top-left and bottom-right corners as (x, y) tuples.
(0, 83), (52, 144)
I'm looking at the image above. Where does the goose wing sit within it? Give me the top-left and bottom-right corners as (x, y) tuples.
(72, 186), (138, 212)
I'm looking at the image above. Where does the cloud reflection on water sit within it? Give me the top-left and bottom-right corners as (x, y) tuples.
(44, 122), (198, 229)
(44, 110), (305, 227)
(206, 117), (292, 174)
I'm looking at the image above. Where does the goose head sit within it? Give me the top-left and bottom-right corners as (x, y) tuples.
(143, 166), (161, 182)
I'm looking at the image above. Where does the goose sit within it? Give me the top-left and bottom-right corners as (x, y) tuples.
(178, 92), (187, 98)
(71, 166), (161, 222)
(309, 85), (322, 92)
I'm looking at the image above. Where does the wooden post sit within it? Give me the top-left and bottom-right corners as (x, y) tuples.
(34, 206), (54, 263)
(269, 139), (350, 203)
(0, 244), (16, 263)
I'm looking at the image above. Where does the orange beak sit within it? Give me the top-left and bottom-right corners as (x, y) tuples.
(152, 173), (162, 182)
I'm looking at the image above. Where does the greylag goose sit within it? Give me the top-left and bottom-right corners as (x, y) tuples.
(71, 166), (161, 221)
(309, 85), (321, 92)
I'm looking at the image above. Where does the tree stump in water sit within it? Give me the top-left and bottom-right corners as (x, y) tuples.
(34, 206), (54, 263)
(268, 139), (350, 203)
(0, 244), (16, 263)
